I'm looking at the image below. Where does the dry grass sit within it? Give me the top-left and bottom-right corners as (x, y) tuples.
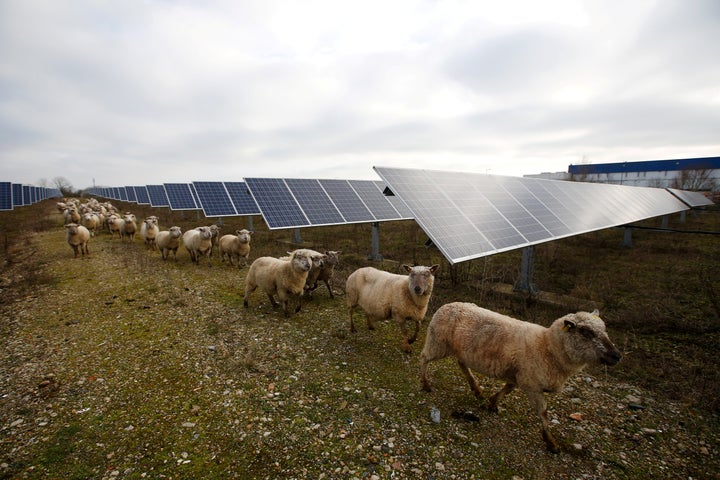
(0, 199), (718, 479)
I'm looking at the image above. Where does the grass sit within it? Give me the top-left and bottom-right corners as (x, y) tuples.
(0, 198), (719, 478)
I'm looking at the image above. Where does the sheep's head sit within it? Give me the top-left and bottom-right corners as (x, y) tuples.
(65, 223), (79, 234)
(560, 310), (622, 366)
(288, 251), (312, 272)
(196, 226), (213, 239)
(169, 226), (182, 238)
(322, 251), (341, 267)
(236, 229), (252, 244)
(403, 264), (440, 296)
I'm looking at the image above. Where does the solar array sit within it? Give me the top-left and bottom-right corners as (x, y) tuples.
(244, 178), (412, 229)
(0, 182), (60, 210)
(374, 166), (691, 264)
(667, 188), (715, 207)
(0, 182), (12, 211)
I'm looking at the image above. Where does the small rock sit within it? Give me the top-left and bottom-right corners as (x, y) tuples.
(430, 406), (441, 423)
(10, 419), (23, 428)
(569, 413), (583, 422)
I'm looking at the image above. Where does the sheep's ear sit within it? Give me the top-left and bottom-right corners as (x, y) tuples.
(591, 309), (600, 317)
(402, 264), (413, 272)
(562, 319), (576, 332)
(429, 264), (440, 273)
(286, 251), (293, 256)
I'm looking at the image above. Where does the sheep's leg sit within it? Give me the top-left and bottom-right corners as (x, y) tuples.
(324, 280), (334, 299)
(407, 318), (420, 344)
(527, 391), (560, 453)
(348, 306), (357, 333)
(419, 354), (433, 391)
(458, 360), (483, 399)
(366, 313), (376, 330)
(243, 284), (256, 308)
(487, 382), (515, 412)
(397, 318), (413, 353)
(267, 293), (279, 307)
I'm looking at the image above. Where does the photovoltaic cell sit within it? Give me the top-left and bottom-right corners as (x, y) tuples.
(318, 179), (374, 222)
(374, 166), (690, 264)
(0, 182), (12, 210)
(146, 185), (170, 207)
(224, 182), (260, 215)
(193, 182), (237, 217)
(285, 179), (345, 226)
(164, 183), (199, 210)
(134, 186), (150, 205)
(245, 178), (309, 228)
(348, 180), (401, 220)
(667, 188), (714, 207)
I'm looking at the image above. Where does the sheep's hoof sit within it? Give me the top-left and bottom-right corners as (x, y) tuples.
(542, 431), (561, 454)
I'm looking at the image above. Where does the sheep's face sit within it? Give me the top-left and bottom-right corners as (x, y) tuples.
(196, 226), (213, 239)
(311, 254), (326, 268)
(209, 225), (221, 238)
(236, 229), (252, 244)
(403, 264), (440, 296)
(323, 251), (341, 267)
(290, 252), (313, 272)
(65, 223), (79, 234)
(169, 226), (182, 238)
(561, 311), (622, 366)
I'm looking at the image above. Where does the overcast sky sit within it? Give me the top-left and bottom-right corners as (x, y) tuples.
(1, 0), (718, 190)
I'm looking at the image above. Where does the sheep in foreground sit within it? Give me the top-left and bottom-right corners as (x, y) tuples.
(65, 223), (90, 258)
(218, 229), (252, 268)
(120, 213), (137, 242)
(420, 303), (622, 453)
(155, 226), (182, 260)
(307, 250), (341, 298)
(346, 264), (439, 352)
(140, 216), (159, 250)
(107, 214), (124, 239)
(183, 226), (213, 265)
(243, 250), (313, 317)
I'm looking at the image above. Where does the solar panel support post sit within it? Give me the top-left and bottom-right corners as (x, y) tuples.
(622, 227), (633, 248)
(247, 216), (254, 231)
(292, 228), (303, 244)
(661, 215), (669, 229)
(514, 246), (537, 295)
(367, 222), (383, 261)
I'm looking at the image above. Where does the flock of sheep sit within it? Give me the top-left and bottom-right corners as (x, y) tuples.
(57, 197), (622, 453)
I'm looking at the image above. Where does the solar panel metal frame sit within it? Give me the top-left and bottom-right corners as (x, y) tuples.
(374, 166), (690, 264)
(192, 181), (238, 217)
(163, 183), (199, 210)
(0, 182), (12, 211)
(146, 185), (170, 207)
(666, 188), (715, 207)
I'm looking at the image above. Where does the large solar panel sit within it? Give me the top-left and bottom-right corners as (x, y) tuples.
(374, 166), (690, 264)
(193, 181), (237, 216)
(164, 183), (199, 210)
(224, 182), (261, 216)
(667, 188), (715, 207)
(134, 186), (150, 205)
(146, 185), (170, 207)
(0, 182), (12, 210)
(244, 178), (413, 229)
(12, 184), (23, 206)
(125, 186), (137, 202)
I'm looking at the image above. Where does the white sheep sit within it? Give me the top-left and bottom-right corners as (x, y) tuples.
(120, 213), (137, 242)
(107, 214), (124, 239)
(218, 229), (252, 268)
(307, 250), (341, 298)
(420, 303), (622, 453)
(243, 250), (313, 317)
(183, 226), (213, 265)
(81, 212), (100, 237)
(209, 224), (222, 257)
(346, 264), (439, 352)
(65, 223), (90, 258)
(140, 216), (160, 250)
(155, 226), (182, 260)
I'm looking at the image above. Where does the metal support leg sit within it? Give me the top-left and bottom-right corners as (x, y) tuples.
(514, 246), (537, 294)
(292, 228), (303, 244)
(368, 222), (383, 261)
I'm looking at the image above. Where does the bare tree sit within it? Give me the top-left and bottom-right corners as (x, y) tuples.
(674, 169), (716, 191)
(52, 176), (74, 196)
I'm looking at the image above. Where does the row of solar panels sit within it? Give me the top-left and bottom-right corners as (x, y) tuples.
(374, 167), (714, 264)
(0, 182), (63, 211)
(85, 179), (413, 229)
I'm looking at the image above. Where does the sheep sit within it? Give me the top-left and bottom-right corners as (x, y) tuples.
(209, 224), (222, 257)
(218, 229), (252, 268)
(419, 303), (622, 453)
(65, 223), (90, 258)
(120, 213), (137, 242)
(307, 250), (341, 298)
(140, 216), (160, 250)
(243, 250), (313, 317)
(63, 207), (80, 225)
(346, 264), (439, 352)
(183, 226), (213, 265)
(107, 214), (124, 239)
(81, 212), (100, 237)
(155, 226), (182, 260)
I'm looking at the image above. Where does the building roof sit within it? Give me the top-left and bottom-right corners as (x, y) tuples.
(568, 157), (720, 175)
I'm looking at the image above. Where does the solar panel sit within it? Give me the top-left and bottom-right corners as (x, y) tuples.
(318, 179), (375, 222)
(146, 185), (170, 207)
(285, 178), (345, 226)
(374, 166), (690, 264)
(134, 186), (150, 205)
(22, 186), (30, 205)
(349, 180), (402, 221)
(667, 188), (715, 207)
(224, 182), (261, 215)
(12, 184), (23, 207)
(0, 182), (12, 210)
(164, 183), (199, 210)
(193, 181), (237, 217)
(118, 187), (128, 201)
(125, 186), (137, 202)
(245, 178), (310, 228)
